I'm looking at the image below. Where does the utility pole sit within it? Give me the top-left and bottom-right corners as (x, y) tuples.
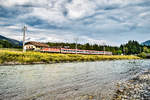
(74, 37), (79, 54)
(103, 42), (106, 55)
(123, 46), (125, 55)
(140, 46), (142, 53)
(23, 26), (27, 52)
(103, 46), (105, 55)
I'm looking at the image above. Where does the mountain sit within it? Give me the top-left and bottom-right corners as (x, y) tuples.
(0, 35), (22, 46)
(141, 40), (150, 46)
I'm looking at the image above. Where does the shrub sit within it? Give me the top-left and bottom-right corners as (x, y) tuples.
(138, 52), (147, 58)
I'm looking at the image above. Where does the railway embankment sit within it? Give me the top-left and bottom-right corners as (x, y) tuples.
(0, 49), (140, 65)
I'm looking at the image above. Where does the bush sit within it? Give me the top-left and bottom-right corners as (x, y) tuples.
(138, 52), (147, 58)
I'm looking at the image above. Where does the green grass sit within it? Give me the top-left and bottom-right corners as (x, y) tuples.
(0, 49), (141, 65)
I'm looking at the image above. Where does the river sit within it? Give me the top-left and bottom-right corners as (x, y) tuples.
(0, 60), (150, 100)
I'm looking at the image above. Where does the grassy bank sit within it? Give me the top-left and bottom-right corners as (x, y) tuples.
(0, 49), (140, 65)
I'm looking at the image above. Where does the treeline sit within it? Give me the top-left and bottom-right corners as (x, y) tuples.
(120, 40), (142, 55)
(47, 42), (120, 54)
(0, 40), (22, 48)
(47, 40), (145, 55)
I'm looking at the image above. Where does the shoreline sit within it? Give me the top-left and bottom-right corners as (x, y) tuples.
(113, 69), (150, 100)
(0, 59), (142, 66)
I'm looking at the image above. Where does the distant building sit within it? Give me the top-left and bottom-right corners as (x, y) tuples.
(25, 41), (49, 51)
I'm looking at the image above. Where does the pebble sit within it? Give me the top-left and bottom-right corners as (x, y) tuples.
(113, 70), (150, 100)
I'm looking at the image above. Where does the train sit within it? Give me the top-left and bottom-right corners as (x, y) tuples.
(41, 48), (112, 55)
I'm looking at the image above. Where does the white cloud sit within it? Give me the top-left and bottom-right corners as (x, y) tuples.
(66, 0), (96, 19)
(31, 7), (67, 24)
(0, 0), (150, 46)
(0, 0), (29, 7)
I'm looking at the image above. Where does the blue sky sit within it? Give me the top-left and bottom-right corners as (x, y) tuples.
(0, 0), (150, 46)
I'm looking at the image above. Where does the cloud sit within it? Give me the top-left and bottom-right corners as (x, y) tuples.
(0, 0), (150, 46)
(65, 0), (96, 19)
(0, 0), (28, 7)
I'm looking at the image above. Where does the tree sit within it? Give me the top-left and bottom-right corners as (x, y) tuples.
(122, 40), (141, 55)
(143, 46), (149, 53)
(125, 47), (128, 54)
(93, 44), (99, 50)
(116, 50), (122, 55)
(139, 52), (146, 58)
(85, 43), (91, 50)
(0, 40), (13, 48)
(0, 44), (3, 48)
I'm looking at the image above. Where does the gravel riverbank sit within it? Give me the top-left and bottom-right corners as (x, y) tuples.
(113, 69), (150, 100)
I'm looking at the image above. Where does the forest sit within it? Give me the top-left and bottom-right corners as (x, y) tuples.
(0, 40), (22, 48)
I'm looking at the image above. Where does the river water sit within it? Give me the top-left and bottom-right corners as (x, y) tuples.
(0, 60), (150, 100)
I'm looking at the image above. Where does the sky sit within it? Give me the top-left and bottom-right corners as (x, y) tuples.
(0, 0), (150, 46)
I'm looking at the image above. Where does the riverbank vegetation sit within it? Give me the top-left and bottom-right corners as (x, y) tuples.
(0, 40), (22, 48)
(2, 39), (150, 55)
(1, 39), (149, 60)
(1, 38), (150, 55)
(0, 49), (140, 65)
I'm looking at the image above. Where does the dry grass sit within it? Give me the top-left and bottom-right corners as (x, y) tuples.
(0, 49), (141, 64)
